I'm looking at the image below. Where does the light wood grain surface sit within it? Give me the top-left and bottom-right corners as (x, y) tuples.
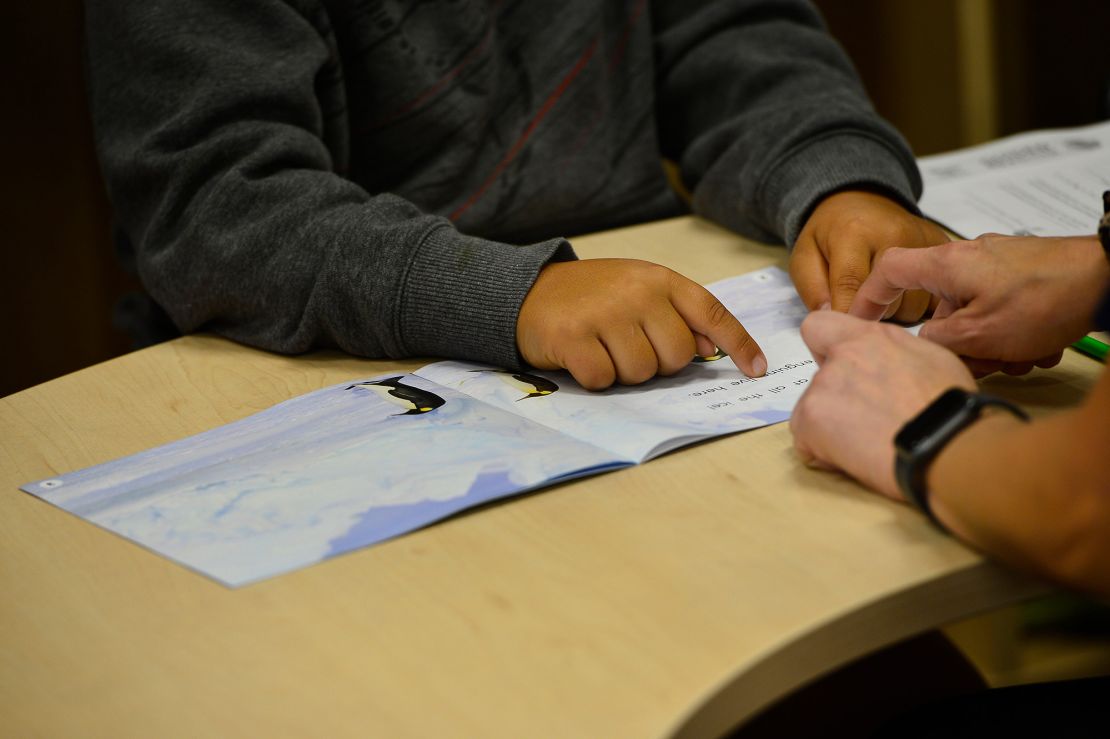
(1, 216), (1097, 738)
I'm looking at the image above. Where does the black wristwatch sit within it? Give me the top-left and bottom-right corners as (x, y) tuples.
(894, 388), (1029, 531)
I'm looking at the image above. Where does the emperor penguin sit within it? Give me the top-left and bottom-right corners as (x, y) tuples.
(470, 369), (559, 400)
(346, 377), (446, 415)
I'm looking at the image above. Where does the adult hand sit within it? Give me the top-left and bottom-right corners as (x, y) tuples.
(849, 234), (1108, 372)
(791, 190), (949, 319)
(790, 311), (975, 500)
(517, 259), (767, 390)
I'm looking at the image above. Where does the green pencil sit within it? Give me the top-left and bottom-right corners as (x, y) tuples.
(1072, 335), (1108, 362)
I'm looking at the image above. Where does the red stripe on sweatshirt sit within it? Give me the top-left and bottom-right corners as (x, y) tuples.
(563, 0), (650, 161)
(449, 38), (600, 222)
(607, 0), (648, 72)
(371, 24), (495, 130)
(370, 0), (507, 131)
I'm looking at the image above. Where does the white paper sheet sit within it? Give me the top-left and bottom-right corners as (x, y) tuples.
(919, 120), (1110, 238)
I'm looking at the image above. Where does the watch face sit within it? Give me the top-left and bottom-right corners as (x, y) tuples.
(896, 389), (974, 451)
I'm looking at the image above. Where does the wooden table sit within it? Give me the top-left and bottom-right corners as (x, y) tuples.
(1, 217), (1098, 738)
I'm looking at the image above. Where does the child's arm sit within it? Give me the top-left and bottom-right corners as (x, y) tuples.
(85, 0), (569, 370)
(517, 259), (766, 389)
(652, 0), (946, 320)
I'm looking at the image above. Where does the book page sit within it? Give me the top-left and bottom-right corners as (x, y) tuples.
(919, 120), (1110, 238)
(21, 376), (625, 586)
(416, 267), (817, 462)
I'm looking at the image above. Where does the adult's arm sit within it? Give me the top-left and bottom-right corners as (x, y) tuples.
(792, 311), (1110, 596)
(929, 369), (1110, 594)
(86, 0), (572, 367)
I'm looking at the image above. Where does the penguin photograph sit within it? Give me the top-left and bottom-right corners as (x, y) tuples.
(347, 377), (446, 415)
(470, 369), (559, 400)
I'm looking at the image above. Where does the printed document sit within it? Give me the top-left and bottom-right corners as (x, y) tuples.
(919, 120), (1110, 238)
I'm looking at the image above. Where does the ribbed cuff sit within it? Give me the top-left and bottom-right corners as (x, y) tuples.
(762, 132), (923, 248)
(398, 224), (577, 368)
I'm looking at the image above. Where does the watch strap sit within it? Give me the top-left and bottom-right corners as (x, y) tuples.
(895, 389), (1029, 532)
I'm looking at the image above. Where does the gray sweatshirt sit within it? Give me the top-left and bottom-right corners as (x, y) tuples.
(86, 0), (921, 368)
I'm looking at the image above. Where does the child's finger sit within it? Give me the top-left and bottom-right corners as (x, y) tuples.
(641, 308), (698, 375)
(669, 278), (766, 377)
(561, 338), (617, 390)
(600, 325), (659, 385)
(789, 237), (832, 310)
(692, 332), (717, 357)
(828, 241), (872, 312)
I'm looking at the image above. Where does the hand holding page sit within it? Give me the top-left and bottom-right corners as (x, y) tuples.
(22, 267), (816, 586)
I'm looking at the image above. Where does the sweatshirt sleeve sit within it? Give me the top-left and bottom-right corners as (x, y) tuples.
(84, 0), (573, 369)
(651, 0), (923, 246)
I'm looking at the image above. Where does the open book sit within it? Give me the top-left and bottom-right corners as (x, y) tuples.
(22, 267), (817, 586)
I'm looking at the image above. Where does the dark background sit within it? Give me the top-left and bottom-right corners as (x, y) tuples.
(5, 0), (1110, 397)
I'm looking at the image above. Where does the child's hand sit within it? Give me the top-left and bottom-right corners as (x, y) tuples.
(516, 259), (767, 390)
(790, 190), (949, 320)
